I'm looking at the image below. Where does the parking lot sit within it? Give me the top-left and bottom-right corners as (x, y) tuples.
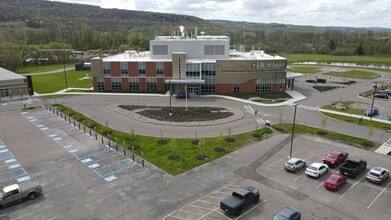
(163, 135), (391, 220)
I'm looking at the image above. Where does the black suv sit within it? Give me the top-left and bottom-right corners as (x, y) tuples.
(175, 91), (189, 99)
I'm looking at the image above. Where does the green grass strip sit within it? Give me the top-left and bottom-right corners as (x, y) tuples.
(272, 124), (378, 150)
(324, 70), (378, 79)
(322, 112), (391, 131)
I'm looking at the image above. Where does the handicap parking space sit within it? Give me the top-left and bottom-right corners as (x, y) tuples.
(20, 108), (140, 183)
(258, 134), (391, 219)
(0, 139), (31, 185)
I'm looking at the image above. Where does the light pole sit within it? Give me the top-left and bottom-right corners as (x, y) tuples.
(370, 82), (378, 119)
(64, 65), (68, 92)
(169, 78), (172, 116)
(290, 104), (297, 157)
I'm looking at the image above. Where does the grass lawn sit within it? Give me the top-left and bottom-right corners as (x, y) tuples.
(272, 124), (378, 150)
(321, 101), (366, 115)
(17, 63), (75, 74)
(32, 70), (92, 94)
(322, 113), (391, 131)
(324, 70), (378, 79)
(53, 104), (273, 175)
(40, 94), (79, 99)
(288, 65), (320, 74)
(281, 54), (391, 65)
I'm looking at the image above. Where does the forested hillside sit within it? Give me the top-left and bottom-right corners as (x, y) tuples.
(1, 0), (391, 71)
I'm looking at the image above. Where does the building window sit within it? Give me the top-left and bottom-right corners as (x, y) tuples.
(178, 58), (181, 79)
(204, 45), (225, 55)
(0, 88), (10, 97)
(152, 45), (168, 55)
(129, 78), (139, 91)
(146, 78), (157, 91)
(138, 62), (146, 76)
(111, 78), (122, 91)
(156, 62), (164, 76)
(103, 62), (110, 76)
(201, 62), (216, 93)
(97, 78), (105, 91)
(256, 79), (272, 92)
(186, 63), (201, 80)
(121, 62), (128, 76)
(233, 84), (240, 93)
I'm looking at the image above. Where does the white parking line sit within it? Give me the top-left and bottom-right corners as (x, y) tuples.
(315, 181), (324, 189)
(294, 174), (304, 180)
(234, 200), (266, 220)
(188, 204), (214, 211)
(366, 181), (391, 209)
(10, 205), (53, 220)
(340, 175), (367, 198)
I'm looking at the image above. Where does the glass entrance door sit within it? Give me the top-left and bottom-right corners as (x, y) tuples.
(188, 87), (198, 95)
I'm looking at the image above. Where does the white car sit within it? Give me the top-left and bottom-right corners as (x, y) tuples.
(305, 163), (329, 178)
(284, 158), (306, 173)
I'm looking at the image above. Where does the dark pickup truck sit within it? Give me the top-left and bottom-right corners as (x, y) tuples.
(339, 157), (367, 178)
(220, 186), (260, 216)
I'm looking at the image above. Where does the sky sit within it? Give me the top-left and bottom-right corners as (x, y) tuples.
(49, 0), (391, 28)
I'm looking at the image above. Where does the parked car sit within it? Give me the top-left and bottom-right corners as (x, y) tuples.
(322, 150), (348, 167)
(377, 89), (391, 96)
(284, 158), (306, 173)
(272, 207), (301, 220)
(305, 163), (329, 178)
(366, 167), (389, 184)
(324, 173), (347, 191)
(305, 79), (317, 83)
(0, 181), (42, 207)
(175, 91), (189, 99)
(220, 186), (260, 216)
(374, 93), (389, 99)
(364, 108), (378, 117)
(316, 78), (327, 83)
(339, 157), (367, 178)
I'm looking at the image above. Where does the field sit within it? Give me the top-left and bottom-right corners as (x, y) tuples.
(282, 54), (391, 65)
(17, 63), (75, 74)
(324, 70), (379, 79)
(32, 70), (92, 94)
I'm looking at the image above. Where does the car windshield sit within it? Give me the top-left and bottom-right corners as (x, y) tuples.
(369, 172), (380, 177)
(327, 154), (337, 159)
(286, 162), (294, 166)
(273, 213), (288, 220)
(308, 166), (317, 171)
(327, 177), (338, 183)
(0, 191), (4, 198)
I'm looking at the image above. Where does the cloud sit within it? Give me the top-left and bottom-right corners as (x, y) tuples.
(48, 0), (391, 28)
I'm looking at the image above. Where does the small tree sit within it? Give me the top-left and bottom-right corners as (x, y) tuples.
(321, 116), (328, 130)
(368, 127), (374, 144)
(227, 127), (232, 137)
(278, 112), (283, 124)
(194, 130), (198, 140)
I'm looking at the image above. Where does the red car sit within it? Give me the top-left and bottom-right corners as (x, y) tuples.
(322, 150), (348, 167)
(324, 173), (347, 191)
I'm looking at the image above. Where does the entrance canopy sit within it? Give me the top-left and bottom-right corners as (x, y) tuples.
(164, 79), (205, 84)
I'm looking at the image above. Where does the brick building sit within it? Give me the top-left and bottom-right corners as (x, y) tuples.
(91, 28), (296, 95)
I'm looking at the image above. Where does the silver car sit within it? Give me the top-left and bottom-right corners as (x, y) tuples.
(284, 158), (306, 173)
(366, 167), (389, 184)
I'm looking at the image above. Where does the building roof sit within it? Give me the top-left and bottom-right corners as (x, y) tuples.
(0, 67), (26, 81)
(101, 50), (286, 63)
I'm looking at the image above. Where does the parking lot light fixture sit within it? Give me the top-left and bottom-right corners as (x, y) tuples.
(370, 82), (378, 119)
(290, 104), (297, 157)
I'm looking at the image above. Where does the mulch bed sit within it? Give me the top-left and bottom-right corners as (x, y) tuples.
(157, 140), (168, 145)
(129, 145), (140, 150)
(224, 137), (235, 142)
(126, 137), (136, 141)
(88, 124), (96, 129)
(168, 154), (180, 160)
(196, 155), (208, 160)
(192, 140), (199, 145)
(317, 131), (328, 135)
(102, 131), (113, 136)
(252, 133), (261, 138)
(214, 148), (225, 152)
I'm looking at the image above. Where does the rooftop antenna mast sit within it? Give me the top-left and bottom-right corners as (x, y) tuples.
(179, 25), (185, 38)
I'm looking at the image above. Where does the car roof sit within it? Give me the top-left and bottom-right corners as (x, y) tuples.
(309, 162), (324, 168)
(279, 207), (299, 217)
(329, 173), (342, 179)
(330, 150), (343, 154)
(370, 167), (387, 174)
(287, 158), (302, 163)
